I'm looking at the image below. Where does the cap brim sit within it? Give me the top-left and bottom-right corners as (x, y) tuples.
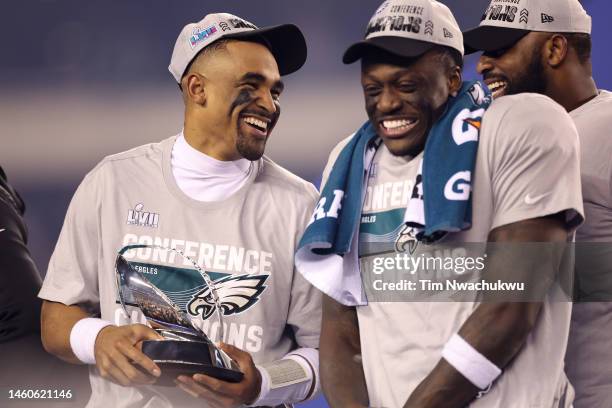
(463, 25), (530, 55)
(343, 36), (436, 64)
(224, 24), (307, 76)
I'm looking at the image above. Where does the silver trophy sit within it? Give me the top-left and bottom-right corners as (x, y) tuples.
(115, 244), (243, 386)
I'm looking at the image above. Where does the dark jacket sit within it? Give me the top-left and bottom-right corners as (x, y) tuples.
(0, 167), (41, 342)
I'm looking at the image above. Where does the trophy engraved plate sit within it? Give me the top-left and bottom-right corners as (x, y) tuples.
(115, 245), (244, 386)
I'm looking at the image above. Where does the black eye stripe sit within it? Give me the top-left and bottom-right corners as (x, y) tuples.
(228, 89), (255, 117)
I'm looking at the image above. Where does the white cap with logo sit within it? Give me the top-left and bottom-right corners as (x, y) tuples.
(343, 0), (464, 64)
(169, 13), (307, 82)
(464, 0), (591, 54)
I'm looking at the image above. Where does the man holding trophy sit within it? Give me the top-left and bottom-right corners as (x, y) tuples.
(39, 12), (321, 408)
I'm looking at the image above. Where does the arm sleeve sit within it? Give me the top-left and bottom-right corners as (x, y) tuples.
(0, 195), (42, 342)
(483, 95), (584, 231)
(38, 165), (105, 311)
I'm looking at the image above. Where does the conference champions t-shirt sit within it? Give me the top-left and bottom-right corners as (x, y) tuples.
(39, 136), (321, 407)
(322, 94), (584, 408)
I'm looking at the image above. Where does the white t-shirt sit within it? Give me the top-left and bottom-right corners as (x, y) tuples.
(321, 93), (584, 408)
(39, 135), (321, 407)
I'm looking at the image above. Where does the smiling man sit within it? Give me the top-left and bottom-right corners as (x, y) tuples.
(464, 1), (612, 406)
(38, 13), (321, 408)
(296, 0), (584, 407)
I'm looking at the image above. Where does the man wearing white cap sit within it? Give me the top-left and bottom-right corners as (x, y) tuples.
(296, 0), (584, 407)
(38, 12), (321, 408)
(465, 1), (612, 407)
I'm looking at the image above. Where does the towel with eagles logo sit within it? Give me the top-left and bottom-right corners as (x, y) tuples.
(296, 81), (491, 306)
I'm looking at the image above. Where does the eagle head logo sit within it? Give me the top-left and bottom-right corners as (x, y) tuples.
(187, 274), (268, 320)
(468, 82), (490, 105)
(395, 224), (419, 255)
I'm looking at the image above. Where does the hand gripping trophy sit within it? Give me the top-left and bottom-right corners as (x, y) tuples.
(115, 244), (244, 386)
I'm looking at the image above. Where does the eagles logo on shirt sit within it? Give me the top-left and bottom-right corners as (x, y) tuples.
(116, 244), (270, 322)
(395, 224), (418, 254)
(187, 274), (268, 320)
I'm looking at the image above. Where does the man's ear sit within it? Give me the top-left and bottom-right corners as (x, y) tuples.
(545, 34), (569, 68)
(184, 72), (207, 106)
(449, 65), (463, 97)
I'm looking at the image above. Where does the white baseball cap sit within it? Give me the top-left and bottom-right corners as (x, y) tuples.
(169, 13), (307, 82)
(464, 0), (591, 54)
(343, 0), (464, 64)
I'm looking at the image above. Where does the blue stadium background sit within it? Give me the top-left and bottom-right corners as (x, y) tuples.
(1, 1), (609, 406)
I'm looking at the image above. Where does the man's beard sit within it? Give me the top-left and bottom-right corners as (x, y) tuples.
(506, 49), (547, 96)
(236, 131), (267, 161)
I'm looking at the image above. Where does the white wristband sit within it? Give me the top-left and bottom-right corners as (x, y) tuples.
(69, 318), (113, 364)
(441, 334), (502, 390)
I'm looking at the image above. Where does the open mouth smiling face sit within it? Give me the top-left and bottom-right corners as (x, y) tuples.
(478, 33), (547, 100)
(222, 41), (284, 161)
(240, 113), (273, 140)
(378, 117), (420, 138)
(485, 78), (509, 99)
(361, 48), (460, 157)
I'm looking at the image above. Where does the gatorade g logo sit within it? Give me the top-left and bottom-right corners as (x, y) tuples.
(444, 171), (471, 201)
(452, 108), (485, 145)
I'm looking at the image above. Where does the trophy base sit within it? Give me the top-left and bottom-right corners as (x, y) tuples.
(141, 339), (244, 386)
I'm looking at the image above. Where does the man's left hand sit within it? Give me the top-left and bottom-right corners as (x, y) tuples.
(175, 343), (262, 408)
